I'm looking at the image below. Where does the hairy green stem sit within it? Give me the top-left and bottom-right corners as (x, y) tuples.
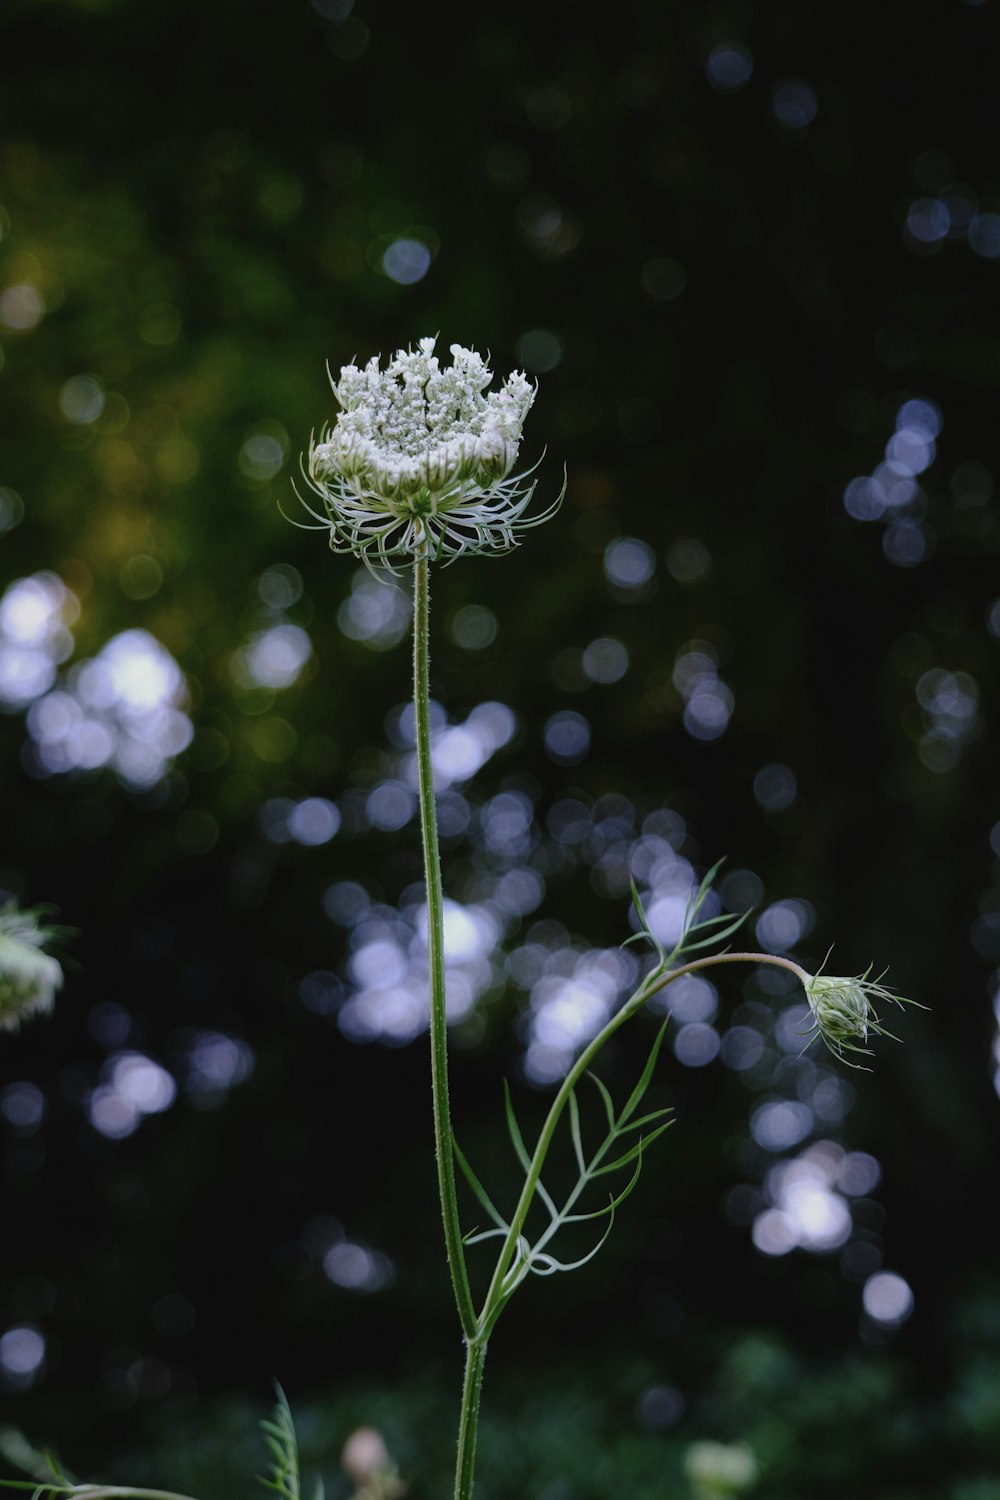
(454, 1339), (488, 1500)
(479, 949), (809, 1327)
(413, 551), (478, 1341)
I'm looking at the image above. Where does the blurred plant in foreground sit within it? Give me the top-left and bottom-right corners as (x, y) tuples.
(684, 1440), (758, 1500)
(341, 1426), (405, 1500)
(0, 902), (65, 1032)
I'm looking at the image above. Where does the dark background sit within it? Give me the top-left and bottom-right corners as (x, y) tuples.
(2, 1), (999, 1496)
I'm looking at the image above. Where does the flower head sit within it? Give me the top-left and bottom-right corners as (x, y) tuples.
(297, 336), (563, 568)
(803, 962), (914, 1067)
(0, 903), (65, 1032)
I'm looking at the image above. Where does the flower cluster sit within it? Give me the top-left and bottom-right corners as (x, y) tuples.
(803, 965), (912, 1066)
(299, 337), (562, 568)
(0, 902), (64, 1032)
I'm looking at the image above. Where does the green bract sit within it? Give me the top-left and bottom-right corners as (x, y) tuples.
(803, 965), (912, 1065)
(0, 902), (64, 1032)
(298, 337), (563, 568)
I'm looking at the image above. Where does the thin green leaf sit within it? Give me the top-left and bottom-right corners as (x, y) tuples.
(622, 930), (653, 949)
(618, 1106), (673, 1135)
(630, 879), (652, 932)
(592, 1121), (672, 1176)
(628, 881), (665, 957)
(586, 1070), (617, 1132)
(663, 860), (725, 957)
(675, 915), (747, 955)
(619, 1020), (669, 1126)
(0, 1434), (76, 1494)
(602, 1147), (646, 1208)
(562, 1149), (646, 1221)
(503, 1079), (532, 1173)
(568, 1088), (586, 1176)
(258, 1384), (303, 1500)
(453, 1135), (508, 1231)
(504, 1080), (560, 1221)
(693, 857), (726, 911)
(463, 1227), (509, 1247)
(529, 1211), (615, 1274)
(685, 908), (746, 937)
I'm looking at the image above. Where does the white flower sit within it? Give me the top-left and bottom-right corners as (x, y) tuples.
(296, 336), (563, 568)
(0, 903), (65, 1032)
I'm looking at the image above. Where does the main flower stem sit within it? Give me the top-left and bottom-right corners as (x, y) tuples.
(454, 1337), (488, 1500)
(412, 551), (478, 1343)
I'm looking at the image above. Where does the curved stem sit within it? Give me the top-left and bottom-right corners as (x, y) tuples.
(0, 1490), (208, 1500)
(69, 1492), (203, 1500)
(412, 551), (478, 1340)
(453, 1338), (488, 1500)
(479, 949), (809, 1324)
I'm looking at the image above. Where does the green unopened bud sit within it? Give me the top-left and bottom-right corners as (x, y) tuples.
(803, 963), (913, 1067)
(0, 903), (65, 1032)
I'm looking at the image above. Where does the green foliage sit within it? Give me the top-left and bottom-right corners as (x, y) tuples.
(0, 1437), (74, 1500)
(259, 1387), (324, 1500)
(455, 1021), (673, 1332)
(0, 1464), (203, 1500)
(629, 859), (748, 972)
(0, 1389), (325, 1500)
(0, 2), (985, 1496)
(59, 1318), (995, 1500)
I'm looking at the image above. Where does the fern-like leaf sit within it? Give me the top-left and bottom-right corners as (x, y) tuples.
(493, 1023), (673, 1295)
(258, 1385), (323, 1500)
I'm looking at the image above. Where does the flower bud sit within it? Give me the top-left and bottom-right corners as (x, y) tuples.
(803, 964), (913, 1066)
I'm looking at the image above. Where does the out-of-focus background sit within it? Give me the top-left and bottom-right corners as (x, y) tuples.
(2, 1), (999, 1495)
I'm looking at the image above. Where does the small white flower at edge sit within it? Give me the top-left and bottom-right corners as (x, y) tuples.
(0, 903), (66, 1032)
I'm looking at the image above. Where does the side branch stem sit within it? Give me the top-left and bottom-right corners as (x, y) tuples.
(479, 949), (809, 1324)
(413, 552), (478, 1340)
